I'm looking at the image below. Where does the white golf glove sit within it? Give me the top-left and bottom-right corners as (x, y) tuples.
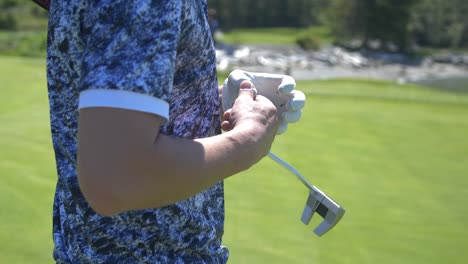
(222, 69), (306, 134)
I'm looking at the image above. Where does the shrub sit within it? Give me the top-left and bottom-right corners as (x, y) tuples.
(0, 13), (17, 30)
(296, 35), (321, 50)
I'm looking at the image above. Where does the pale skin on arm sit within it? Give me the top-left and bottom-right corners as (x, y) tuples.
(78, 81), (278, 216)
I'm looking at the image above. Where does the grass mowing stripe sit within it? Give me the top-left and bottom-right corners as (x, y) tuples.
(305, 90), (468, 105)
(299, 78), (468, 105)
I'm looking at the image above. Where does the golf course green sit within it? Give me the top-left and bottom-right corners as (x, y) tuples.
(1, 55), (467, 263)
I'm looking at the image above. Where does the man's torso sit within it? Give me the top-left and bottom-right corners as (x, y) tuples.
(47, 1), (227, 262)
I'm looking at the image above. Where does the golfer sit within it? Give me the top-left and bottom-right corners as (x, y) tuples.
(47, 1), (278, 263)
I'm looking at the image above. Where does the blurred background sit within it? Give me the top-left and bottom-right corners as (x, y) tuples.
(1, 0), (467, 263)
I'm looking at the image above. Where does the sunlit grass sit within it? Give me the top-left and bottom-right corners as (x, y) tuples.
(220, 26), (333, 45)
(1, 56), (467, 263)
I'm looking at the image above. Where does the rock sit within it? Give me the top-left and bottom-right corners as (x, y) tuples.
(215, 43), (468, 82)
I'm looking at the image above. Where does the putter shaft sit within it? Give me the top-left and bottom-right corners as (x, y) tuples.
(268, 152), (314, 190)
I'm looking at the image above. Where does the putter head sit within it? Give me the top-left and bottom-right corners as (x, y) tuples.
(301, 186), (345, 236)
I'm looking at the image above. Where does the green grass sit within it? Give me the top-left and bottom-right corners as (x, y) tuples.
(0, 56), (55, 263)
(298, 78), (468, 104)
(224, 80), (468, 263)
(220, 26), (333, 45)
(1, 56), (468, 263)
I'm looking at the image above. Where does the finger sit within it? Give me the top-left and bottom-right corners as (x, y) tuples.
(238, 80), (257, 100)
(278, 75), (296, 94)
(288, 90), (306, 111)
(282, 110), (302, 123)
(222, 109), (232, 122)
(221, 120), (232, 131)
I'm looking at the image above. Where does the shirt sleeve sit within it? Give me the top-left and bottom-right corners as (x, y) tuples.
(78, 1), (183, 122)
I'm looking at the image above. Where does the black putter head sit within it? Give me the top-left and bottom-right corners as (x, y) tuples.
(301, 186), (345, 236)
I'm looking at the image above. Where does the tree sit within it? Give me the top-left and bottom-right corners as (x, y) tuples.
(410, 0), (468, 48)
(207, 0), (328, 30)
(323, 0), (417, 51)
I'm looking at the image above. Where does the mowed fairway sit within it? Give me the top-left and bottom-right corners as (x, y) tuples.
(0, 56), (55, 263)
(1, 56), (468, 264)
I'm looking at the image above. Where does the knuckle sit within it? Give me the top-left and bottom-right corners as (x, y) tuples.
(267, 105), (277, 115)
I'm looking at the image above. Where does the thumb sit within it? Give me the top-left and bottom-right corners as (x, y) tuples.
(238, 80), (257, 100)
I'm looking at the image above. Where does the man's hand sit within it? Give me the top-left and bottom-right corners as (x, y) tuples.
(222, 70), (306, 134)
(222, 81), (279, 160)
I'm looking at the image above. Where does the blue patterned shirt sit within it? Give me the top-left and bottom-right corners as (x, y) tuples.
(47, 0), (227, 263)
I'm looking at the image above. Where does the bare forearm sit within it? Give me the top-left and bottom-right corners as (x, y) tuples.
(78, 111), (262, 215)
(120, 130), (260, 211)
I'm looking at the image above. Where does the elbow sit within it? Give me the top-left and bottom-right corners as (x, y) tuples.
(85, 194), (122, 217)
(77, 170), (124, 217)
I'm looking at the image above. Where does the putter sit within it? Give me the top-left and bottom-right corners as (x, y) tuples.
(268, 152), (345, 236)
(221, 70), (345, 235)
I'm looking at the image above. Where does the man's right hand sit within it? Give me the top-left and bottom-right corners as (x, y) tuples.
(222, 70), (306, 134)
(222, 80), (279, 161)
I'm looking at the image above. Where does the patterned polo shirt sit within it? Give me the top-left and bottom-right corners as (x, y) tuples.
(47, 0), (228, 263)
